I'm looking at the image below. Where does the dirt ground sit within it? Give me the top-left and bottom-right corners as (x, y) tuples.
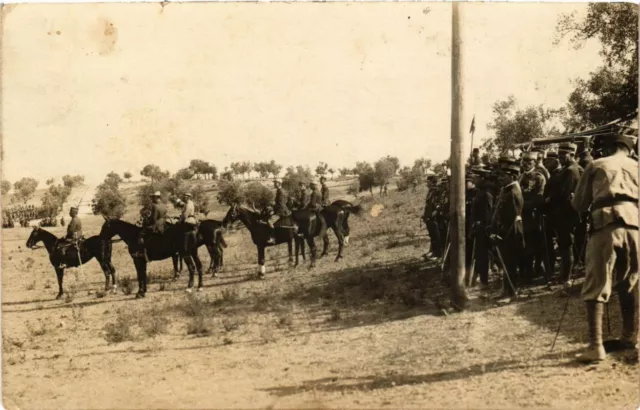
(2, 181), (639, 409)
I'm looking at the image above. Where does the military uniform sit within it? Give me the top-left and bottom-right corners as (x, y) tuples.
(307, 184), (322, 212)
(491, 160), (525, 296)
(53, 207), (83, 268)
(519, 152), (547, 283)
(470, 172), (494, 286)
(142, 192), (167, 239)
(423, 178), (442, 258)
(295, 185), (308, 210)
(320, 181), (330, 207)
(572, 134), (638, 362)
(547, 143), (581, 282)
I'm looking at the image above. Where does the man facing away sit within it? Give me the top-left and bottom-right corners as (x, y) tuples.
(572, 134), (638, 363)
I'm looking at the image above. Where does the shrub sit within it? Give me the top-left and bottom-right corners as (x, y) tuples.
(104, 311), (135, 344)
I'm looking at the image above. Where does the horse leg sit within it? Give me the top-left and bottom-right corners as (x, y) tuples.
(320, 233), (329, 258)
(343, 217), (350, 245)
(193, 249), (204, 290)
(294, 239), (299, 267)
(307, 236), (317, 269)
(133, 257), (147, 298)
(287, 239), (293, 264)
(172, 254), (181, 280)
(109, 263), (118, 293)
(301, 239), (307, 261)
(257, 246), (266, 279)
(55, 268), (64, 299)
(335, 226), (345, 262)
(182, 253), (196, 292)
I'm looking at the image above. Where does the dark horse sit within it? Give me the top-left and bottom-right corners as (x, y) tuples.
(329, 200), (363, 246)
(26, 226), (116, 299)
(223, 205), (320, 278)
(174, 219), (227, 277)
(99, 218), (203, 297)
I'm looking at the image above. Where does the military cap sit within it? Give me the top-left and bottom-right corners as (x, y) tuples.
(150, 191), (162, 197)
(500, 163), (521, 175)
(595, 134), (636, 152)
(558, 142), (577, 153)
(530, 146), (546, 154)
(184, 192), (192, 198)
(545, 150), (558, 159)
(70, 206), (79, 211)
(522, 151), (537, 161)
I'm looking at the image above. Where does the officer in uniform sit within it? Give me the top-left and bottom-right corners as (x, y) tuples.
(295, 182), (309, 210)
(572, 133), (638, 363)
(531, 147), (550, 181)
(140, 191), (167, 245)
(578, 147), (594, 169)
(266, 179), (293, 245)
(54, 206), (83, 269)
(469, 148), (482, 166)
(320, 176), (330, 206)
(423, 176), (442, 259)
(469, 166), (493, 289)
(490, 158), (524, 299)
(179, 192), (198, 252)
(547, 142), (581, 283)
(306, 181), (321, 210)
(519, 151), (547, 284)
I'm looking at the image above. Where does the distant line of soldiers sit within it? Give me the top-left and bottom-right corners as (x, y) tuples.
(2, 204), (46, 228)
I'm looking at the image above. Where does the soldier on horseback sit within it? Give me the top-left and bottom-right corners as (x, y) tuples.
(179, 192), (198, 249)
(294, 181), (309, 210)
(320, 176), (330, 206)
(53, 206), (83, 269)
(266, 179), (297, 245)
(307, 181), (322, 212)
(139, 191), (167, 245)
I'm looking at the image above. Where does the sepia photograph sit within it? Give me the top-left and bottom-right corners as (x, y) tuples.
(0, 2), (638, 409)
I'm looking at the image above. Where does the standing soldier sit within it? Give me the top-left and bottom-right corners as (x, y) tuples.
(53, 206), (83, 269)
(519, 151), (547, 284)
(320, 176), (330, 207)
(469, 148), (482, 167)
(531, 147), (550, 181)
(546, 142), (581, 284)
(469, 167), (493, 289)
(572, 134), (638, 363)
(490, 159), (525, 300)
(423, 176), (442, 259)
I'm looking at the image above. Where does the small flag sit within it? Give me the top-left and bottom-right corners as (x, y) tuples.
(469, 115), (476, 134)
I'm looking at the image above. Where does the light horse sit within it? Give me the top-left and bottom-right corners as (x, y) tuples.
(99, 218), (203, 298)
(26, 226), (116, 299)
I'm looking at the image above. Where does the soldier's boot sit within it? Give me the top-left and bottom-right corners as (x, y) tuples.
(618, 289), (638, 350)
(264, 221), (276, 245)
(576, 301), (606, 363)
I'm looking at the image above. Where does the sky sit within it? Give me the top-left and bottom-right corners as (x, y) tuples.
(1, 2), (602, 185)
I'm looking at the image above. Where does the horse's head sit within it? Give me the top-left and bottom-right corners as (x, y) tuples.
(99, 216), (117, 240)
(222, 204), (240, 228)
(26, 226), (41, 249)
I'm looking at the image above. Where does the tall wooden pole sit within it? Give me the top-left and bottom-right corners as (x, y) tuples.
(449, 2), (469, 310)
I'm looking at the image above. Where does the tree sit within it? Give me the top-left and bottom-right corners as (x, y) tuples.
(327, 168), (336, 180)
(191, 184), (210, 215)
(338, 168), (351, 177)
(140, 164), (169, 182)
(353, 162), (376, 195)
(92, 173), (126, 219)
(315, 162), (329, 177)
(216, 180), (245, 206)
(282, 165), (313, 192)
(373, 156), (398, 190)
(240, 161), (252, 180)
(45, 178), (55, 186)
(432, 159), (450, 176)
(123, 171), (132, 181)
(266, 160), (282, 178)
(253, 162), (271, 179)
(1, 180), (11, 195)
(175, 167), (196, 180)
(244, 182), (274, 211)
(13, 177), (38, 204)
(62, 174), (85, 188)
(189, 159), (216, 179)
(220, 170), (234, 181)
(556, 4), (638, 127)
(487, 96), (563, 154)
(41, 184), (72, 217)
(205, 163), (218, 180)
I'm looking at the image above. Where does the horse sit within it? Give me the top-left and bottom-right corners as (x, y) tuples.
(223, 204), (311, 278)
(174, 219), (227, 277)
(329, 200), (363, 245)
(26, 226), (117, 299)
(99, 218), (203, 298)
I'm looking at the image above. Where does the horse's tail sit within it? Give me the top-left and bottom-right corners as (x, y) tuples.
(215, 228), (228, 248)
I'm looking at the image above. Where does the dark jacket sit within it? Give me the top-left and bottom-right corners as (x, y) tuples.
(547, 161), (581, 222)
(307, 188), (322, 211)
(146, 202), (167, 234)
(66, 216), (83, 240)
(274, 188), (290, 216)
(491, 182), (524, 246)
(321, 184), (330, 206)
(470, 186), (493, 233)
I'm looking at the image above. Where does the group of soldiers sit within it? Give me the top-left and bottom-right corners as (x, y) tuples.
(2, 204), (43, 228)
(424, 142), (595, 297)
(424, 134), (639, 363)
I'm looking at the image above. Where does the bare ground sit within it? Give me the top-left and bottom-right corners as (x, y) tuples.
(2, 182), (639, 409)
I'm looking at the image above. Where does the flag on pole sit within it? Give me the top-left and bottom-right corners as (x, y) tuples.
(469, 115), (476, 134)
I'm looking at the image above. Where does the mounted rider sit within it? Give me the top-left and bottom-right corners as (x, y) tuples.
(179, 192), (198, 250)
(320, 176), (330, 207)
(266, 178), (297, 245)
(53, 206), (83, 269)
(294, 181), (309, 210)
(139, 191), (167, 245)
(307, 180), (322, 212)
